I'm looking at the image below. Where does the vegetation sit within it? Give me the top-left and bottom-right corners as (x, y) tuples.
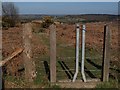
(55, 14), (118, 24)
(2, 13), (119, 88)
(96, 79), (119, 88)
(41, 16), (54, 28)
(17, 14), (118, 26)
(2, 2), (19, 28)
(32, 24), (45, 33)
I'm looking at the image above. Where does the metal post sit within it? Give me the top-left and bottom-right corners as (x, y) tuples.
(81, 25), (86, 82)
(73, 24), (80, 82)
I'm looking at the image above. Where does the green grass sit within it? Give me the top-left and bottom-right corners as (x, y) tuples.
(40, 33), (50, 47)
(50, 84), (61, 88)
(32, 32), (50, 87)
(5, 31), (119, 88)
(95, 79), (119, 88)
(57, 46), (75, 57)
(0, 55), (2, 60)
(3, 24), (119, 88)
(4, 33), (103, 88)
(33, 31), (103, 82)
(34, 56), (50, 85)
(3, 75), (26, 87)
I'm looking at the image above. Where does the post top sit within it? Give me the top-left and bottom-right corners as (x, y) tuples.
(82, 25), (85, 29)
(76, 23), (79, 28)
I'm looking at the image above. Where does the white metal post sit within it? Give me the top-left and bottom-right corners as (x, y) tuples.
(73, 24), (79, 82)
(81, 25), (87, 82)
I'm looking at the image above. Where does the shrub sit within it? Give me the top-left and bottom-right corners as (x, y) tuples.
(41, 16), (54, 28)
(2, 2), (19, 28)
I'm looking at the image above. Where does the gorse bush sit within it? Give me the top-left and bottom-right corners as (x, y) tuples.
(41, 16), (54, 28)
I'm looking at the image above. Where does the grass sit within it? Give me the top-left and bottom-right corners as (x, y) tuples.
(0, 55), (2, 60)
(38, 33), (50, 47)
(95, 79), (119, 88)
(50, 84), (61, 88)
(33, 31), (103, 82)
(4, 30), (119, 88)
(34, 56), (50, 85)
(57, 46), (75, 57)
(3, 75), (26, 87)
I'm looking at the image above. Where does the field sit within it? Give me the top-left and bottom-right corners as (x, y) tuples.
(2, 17), (120, 88)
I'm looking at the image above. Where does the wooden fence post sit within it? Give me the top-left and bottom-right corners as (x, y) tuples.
(102, 25), (110, 82)
(23, 23), (36, 83)
(50, 24), (56, 83)
(118, 14), (120, 64)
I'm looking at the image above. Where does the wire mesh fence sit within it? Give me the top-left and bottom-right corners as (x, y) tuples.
(32, 22), (119, 83)
(1, 22), (117, 85)
(55, 24), (103, 81)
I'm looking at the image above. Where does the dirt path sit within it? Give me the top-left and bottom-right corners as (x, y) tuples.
(55, 79), (100, 88)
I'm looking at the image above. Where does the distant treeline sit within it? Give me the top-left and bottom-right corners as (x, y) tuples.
(19, 14), (118, 24)
(66, 14), (118, 22)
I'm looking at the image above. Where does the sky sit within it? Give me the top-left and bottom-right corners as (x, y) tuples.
(12, 2), (118, 15)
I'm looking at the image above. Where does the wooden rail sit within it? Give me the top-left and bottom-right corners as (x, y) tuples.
(0, 48), (23, 67)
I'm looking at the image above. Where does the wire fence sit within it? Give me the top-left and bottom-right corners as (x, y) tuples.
(55, 24), (103, 81)
(32, 22), (119, 82)
(1, 21), (119, 89)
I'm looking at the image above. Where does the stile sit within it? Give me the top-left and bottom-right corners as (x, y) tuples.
(102, 25), (110, 82)
(50, 24), (56, 83)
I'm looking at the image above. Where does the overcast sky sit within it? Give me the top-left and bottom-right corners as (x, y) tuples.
(12, 2), (118, 15)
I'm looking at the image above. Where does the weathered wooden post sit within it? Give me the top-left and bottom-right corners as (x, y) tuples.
(102, 25), (110, 82)
(23, 23), (36, 83)
(118, 13), (120, 65)
(50, 24), (56, 83)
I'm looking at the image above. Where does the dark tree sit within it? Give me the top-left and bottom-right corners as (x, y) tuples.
(2, 2), (19, 27)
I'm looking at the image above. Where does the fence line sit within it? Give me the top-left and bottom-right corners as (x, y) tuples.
(55, 24), (110, 82)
